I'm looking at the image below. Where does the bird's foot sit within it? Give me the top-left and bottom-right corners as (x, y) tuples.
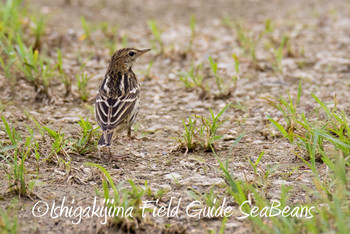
(98, 145), (125, 162)
(108, 154), (125, 162)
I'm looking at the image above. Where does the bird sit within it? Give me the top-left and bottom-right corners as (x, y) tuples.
(95, 48), (151, 161)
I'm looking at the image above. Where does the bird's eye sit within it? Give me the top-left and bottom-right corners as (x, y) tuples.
(128, 51), (135, 56)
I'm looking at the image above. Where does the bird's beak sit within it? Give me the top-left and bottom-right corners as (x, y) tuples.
(138, 49), (151, 56)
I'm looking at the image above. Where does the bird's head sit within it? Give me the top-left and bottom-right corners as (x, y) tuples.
(109, 48), (151, 71)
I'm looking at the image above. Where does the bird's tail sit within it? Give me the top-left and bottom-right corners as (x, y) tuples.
(98, 132), (114, 146)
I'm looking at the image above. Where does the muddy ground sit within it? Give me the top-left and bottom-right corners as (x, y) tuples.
(1, 0), (350, 233)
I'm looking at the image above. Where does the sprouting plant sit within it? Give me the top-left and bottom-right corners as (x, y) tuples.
(76, 73), (92, 102)
(235, 19), (273, 65)
(266, 81), (350, 176)
(32, 138), (41, 172)
(188, 186), (222, 210)
(99, 22), (119, 40)
(107, 41), (117, 56)
(100, 22), (119, 56)
(247, 151), (279, 188)
(188, 14), (196, 52)
(42, 125), (68, 160)
(76, 51), (94, 71)
(147, 20), (164, 54)
(85, 163), (149, 227)
(71, 117), (100, 155)
(0, 207), (18, 233)
(56, 49), (71, 97)
(248, 151), (264, 175)
(57, 157), (71, 175)
(145, 181), (167, 200)
(197, 103), (230, 149)
(0, 0), (27, 39)
(30, 14), (46, 51)
(80, 16), (95, 43)
(243, 84), (350, 233)
(15, 34), (55, 100)
(0, 101), (4, 114)
(209, 56), (224, 94)
(121, 33), (128, 48)
(272, 35), (289, 73)
(0, 35), (17, 84)
(0, 117), (37, 197)
(263, 80), (303, 140)
(177, 62), (205, 90)
(180, 116), (197, 152)
(232, 54), (240, 88)
(143, 60), (154, 79)
(178, 104), (230, 152)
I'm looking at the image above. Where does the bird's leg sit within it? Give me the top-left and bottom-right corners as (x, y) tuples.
(127, 127), (132, 138)
(107, 146), (112, 162)
(127, 126), (137, 140)
(106, 144), (125, 162)
(97, 145), (103, 159)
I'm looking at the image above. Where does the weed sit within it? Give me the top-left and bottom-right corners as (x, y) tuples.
(100, 22), (119, 56)
(235, 19), (273, 65)
(0, 117), (37, 197)
(0, 207), (18, 234)
(219, 217), (228, 234)
(178, 104), (230, 152)
(272, 35), (289, 73)
(197, 104), (230, 150)
(80, 17), (96, 44)
(30, 14), (46, 51)
(188, 14), (196, 52)
(188, 186), (222, 210)
(84, 103), (95, 116)
(261, 82), (350, 233)
(32, 138), (41, 172)
(207, 55), (239, 97)
(106, 40), (117, 57)
(0, 0), (27, 38)
(0, 101), (4, 113)
(76, 51), (94, 71)
(231, 98), (247, 113)
(0, 36), (17, 84)
(57, 157), (71, 175)
(180, 116), (197, 152)
(142, 60), (154, 80)
(15, 34), (55, 100)
(42, 125), (68, 160)
(145, 181), (167, 200)
(177, 62), (205, 91)
(71, 117), (100, 155)
(76, 73), (92, 102)
(231, 54), (240, 89)
(266, 81), (350, 169)
(85, 163), (149, 230)
(247, 151), (279, 189)
(99, 22), (119, 41)
(56, 49), (71, 97)
(121, 33), (128, 48)
(147, 20), (164, 54)
(208, 56), (224, 94)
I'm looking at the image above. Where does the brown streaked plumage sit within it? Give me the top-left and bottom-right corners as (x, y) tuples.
(95, 48), (150, 161)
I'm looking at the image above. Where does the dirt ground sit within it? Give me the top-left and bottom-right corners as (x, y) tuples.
(1, 0), (350, 233)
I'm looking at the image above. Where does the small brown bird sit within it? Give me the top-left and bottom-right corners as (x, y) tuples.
(95, 48), (150, 161)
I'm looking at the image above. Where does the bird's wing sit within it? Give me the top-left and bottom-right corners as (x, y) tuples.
(95, 88), (139, 132)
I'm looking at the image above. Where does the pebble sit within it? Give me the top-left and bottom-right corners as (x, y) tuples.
(164, 173), (182, 180)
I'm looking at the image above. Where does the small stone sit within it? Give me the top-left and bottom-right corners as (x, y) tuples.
(83, 168), (92, 177)
(164, 173), (182, 180)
